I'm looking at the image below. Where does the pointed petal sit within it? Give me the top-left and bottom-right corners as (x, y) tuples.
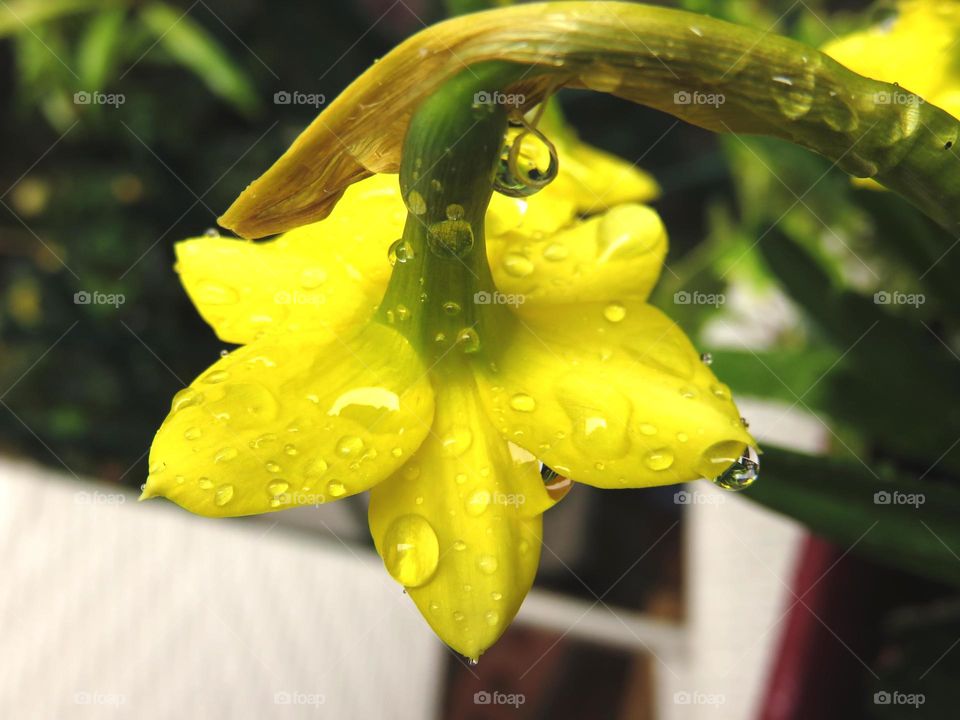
(178, 175), (402, 345)
(489, 203), (667, 305)
(368, 377), (553, 659)
(143, 323), (434, 517)
(476, 301), (753, 488)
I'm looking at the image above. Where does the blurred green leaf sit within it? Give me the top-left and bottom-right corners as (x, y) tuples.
(710, 347), (838, 408)
(0, 0), (111, 37)
(758, 228), (960, 474)
(139, 2), (258, 115)
(747, 447), (960, 588)
(76, 8), (126, 90)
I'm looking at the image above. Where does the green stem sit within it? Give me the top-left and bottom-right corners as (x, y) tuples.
(376, 62), (523, 365)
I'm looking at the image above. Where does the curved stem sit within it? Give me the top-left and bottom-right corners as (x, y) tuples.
(222, 2), (960, 238)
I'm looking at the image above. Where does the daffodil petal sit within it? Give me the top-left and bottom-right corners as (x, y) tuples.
(489, 203), (668, 305)
(476, 301), (753, 488)
(368, 377), (553, 659)
(177, 174), (403, 344)
(143, 322), (434, 517)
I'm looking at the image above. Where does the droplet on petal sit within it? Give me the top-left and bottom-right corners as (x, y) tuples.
(382, 514), (440, 588)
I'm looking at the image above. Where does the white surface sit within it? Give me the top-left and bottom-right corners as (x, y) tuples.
(0, 458), (443, 720)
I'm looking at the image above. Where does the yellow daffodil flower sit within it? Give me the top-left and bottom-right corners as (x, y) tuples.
(142, 133), (753, 658)
(823, 0), (960, 120)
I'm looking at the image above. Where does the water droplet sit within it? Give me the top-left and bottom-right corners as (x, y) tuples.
(457, 327), (481, 354)
(382, 514), (439, 587)
(203, 228), (220, 238)
(300, 267), (327, 289)
(391, 447), (403, 458)
(503, 252), (534, 277)
(700, 352), (713, 366)
(445, 203), (465, 220)
(214, 484), (235, 506)
(467, 656), (479, 666)
(453, 611), (465, 622)
(509, 393), (536, 412)
(676, 432), (689, 443)
(491, 591), (503, 601)
(603, 302), (627, 323)
(427, 219), (474, 257)
(202, 370), (229, 384)
(713, 445), (760, 491)
(543, 242), (569, 261)
(406, 190), (427, 215)
(484, 610), (500, 627)
(336, 435), (365, 458)
(388, 238), (415, 265)
(580, 61), (623, 92)
(639, 423), (658, 436)
(198, 477), (214, 490)
(441, 427), (473, 457)
(268, 480), (289, 497)
(214, 447), (237, 463)
(326, 480), (347, 497)
(711, 383), (731, 400)
(171, 388), (204, 413)
(643, 447), (675, 471)
(265, 461), (281, 474)
(477, 555), (498, 574)
(442, 301), (461, 316)
(184, 427), (202, 441)
(414, 495), (423, 505)
(219, 349), (229, 358)
(466, 489), (491, 517)
(557, 377), (631, 459)
(453, 540), (467, 551)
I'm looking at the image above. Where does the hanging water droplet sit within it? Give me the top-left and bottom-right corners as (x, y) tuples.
(203, 228), (220, 238)
(700, 352), (713, 366)
(382, 514), (439, 587)
(713, 446), (760, 491)
(219, 349), (229, 358)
